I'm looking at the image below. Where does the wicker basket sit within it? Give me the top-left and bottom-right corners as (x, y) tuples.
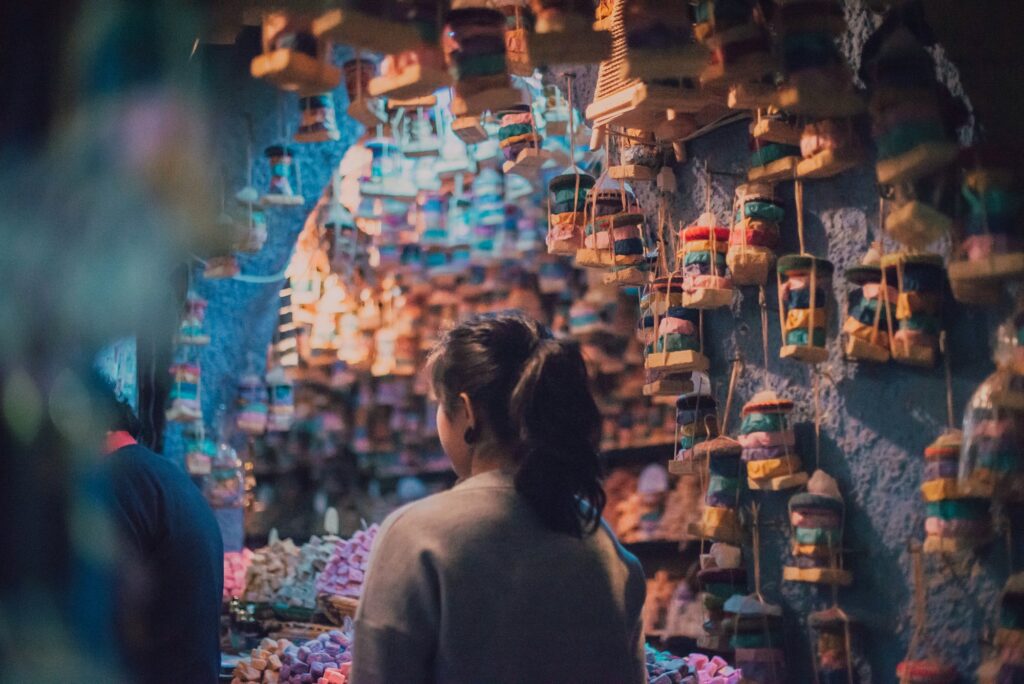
(317, 594), (360, 626)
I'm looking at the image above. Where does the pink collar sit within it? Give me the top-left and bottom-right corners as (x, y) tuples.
(105, 431), (137, 455)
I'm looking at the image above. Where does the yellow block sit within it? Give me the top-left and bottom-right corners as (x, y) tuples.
(920, 478), (964, 502)
(747, 455), (803, 481)
(896, 291), (940, 319)
(681, 239), (729, 254)
(785, 308), (826, 331)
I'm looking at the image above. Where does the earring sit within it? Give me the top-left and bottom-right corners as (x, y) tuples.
(464, 426), (478, 445)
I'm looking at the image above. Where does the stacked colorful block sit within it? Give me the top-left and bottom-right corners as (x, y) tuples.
(166, 362), (201, 422)
(723, 595), (786, 684)
(266, 364), (295, 433)
(842, 247), (892, 363)
(693, 436), (743, 545)
(177, 291), (210, 346)
(546, 169), (595, 255)
(675, 387), (719, 462)
(784, 470), (851, 586)
(961, 376), (1024, 502)
(577, 178), (641, 268)
(445, 7), (517, 115)
(883, 253), (944, 367)
(496, 104), (541, 163)
(728, 182), (781, 286)
(777, 254), (833, 363)
(237, 373), (269, 436)
(695, 542), (746, 651)
(186, 435), (216, 476)
(738, 391), (808, 491)
(295, 93), (340, 143)
(920, 429), (990, 554)
(677, 213), (733, 308)
(747, 138), (800, 183)
(809, 608), (860, 684)
(262, 145), (304, 205)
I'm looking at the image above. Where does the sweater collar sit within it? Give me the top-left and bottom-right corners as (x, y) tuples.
(104, 430), (137, 455)
(454, 468), (516, 491)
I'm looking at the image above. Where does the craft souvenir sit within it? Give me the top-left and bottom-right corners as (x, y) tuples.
(294, 93), (340, 143)
(322, 197), (358, 273)
(978, 574), (1024, 683)
(262, 145), (305, 206)
(266, 364), (295, 433)
(748, 136), (800, 183)
(237, 373), (269, 436)
(177, 291), (211, 346)
(166, 363), (202, 422)
(959, 370), (1024, 502)
(723, 595), (786, 683)
(693, 437), (744, 542)
(204, 442), (245, 509)
(574, 176), (642, 268)
(275, 286), (300, 369)
(621, 0), (706, 80)
(750, 108), (802, 147)
(236, 205), (268, 254)
(738, 390), (808, 490)
(809, 607), (862, 684)
(610, 128), (661, 181)
(496, 104), (553, 175)
(643, 305), (709, 376)
(445, 6), (520, 117)
(842, 245), (891, 363)
(250, 13), (342, 94)
(784, 470), (852, 586)
(797, 119), (864, 180)
(947, 153), (1024, 300)
(366, 4), (451, 100)
(699, 1), (774, 91)
(527, 0), (612, 66)
(777, 254), (833, 364)
(538, 85), (570, 136)
(772, 0), (863, 118)
(341, 56), (385, 128)
(882, 253), (944, 367)
(882, 175), (956, 251)
(185, 434), (216, 476)
(727, 182), (781, 286)
(919, 429), (991, 553)
(451, 115), (490, 144)
(677, 212), (734, 309)
(312, 2), (427, 56)
(992, 306), (1024, 410)
(395, 100), (441, 159)
(696, 543), (746, 651)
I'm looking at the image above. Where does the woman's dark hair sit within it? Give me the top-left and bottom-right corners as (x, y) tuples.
(428, 311), (605, 537)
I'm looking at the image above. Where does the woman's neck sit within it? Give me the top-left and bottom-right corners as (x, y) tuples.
(469, 443), (517, 477)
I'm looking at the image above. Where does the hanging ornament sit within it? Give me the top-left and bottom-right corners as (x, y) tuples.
(275, 285), (300, 369)
(577, 178), (645, 270)
(445, 5), (521, 117)
(265, 364), (295, 433)
(695, 542), (746, 652)
(692, 435), (744, 546)
(748, 131), (801, 183)
(312, 3), (429, 56)
(796, 118), (865, 180)
(262, 144), (305, 205)
(235, 205), (268, 254)
(497, 0), (533, 76)
(396, 99), (441, 158)
(725, 597), (787, 681)
(772, 0), (862, 118)
(842, 244), (892, 363)
(978, 574), (1024, 683)
(677, 213), (734, 309)
(497, 104), (554, 175)
(622, 0), (706, 80)
(610, 128), (661, 182)
(809, 608), (862, 684)
(783, 469), (852, 586)
(738, 390), (808, 491)
(527, 0), (612, 66)
(250, 13), (342, 94)
(451, 115), (491, 144)
(643, 303), (709, 380)
(777, 254), (833, 364)
(236, 371), (268, 436)
(699, 0), (774, 92)
(471, 166), (506, 264)
(342, 55), (386, 129)
(185, 431), (216, 476)
(177, 291), (211, 346)
(539, 84), (570, 136)
(921, 429), (991, 553)
(882, 253), (944, 368)
(166, 363), (202, 422)
(960, 372), (1024, 503)
(728, 182), (781, 287)
(668, 380), (718, 474)
(294, 92), (340, 143)
(366, 4), (451, 101)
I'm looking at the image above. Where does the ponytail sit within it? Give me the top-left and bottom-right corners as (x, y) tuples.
(429, 312), (606, 537)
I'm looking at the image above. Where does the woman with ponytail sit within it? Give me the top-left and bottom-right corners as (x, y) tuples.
(352, 312), (647, 684)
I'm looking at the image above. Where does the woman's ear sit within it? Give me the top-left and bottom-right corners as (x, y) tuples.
(458, 392), (475, 429)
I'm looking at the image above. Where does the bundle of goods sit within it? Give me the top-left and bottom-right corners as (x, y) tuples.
(727, 182), (781, 286)
(544, 168), (593, 255)
(671, 385), (719, 471)
(224, 548), (255, 601)
(243, 538), (302, 604)
(237, 373), (270, 435)
(445, 6), (519, 116)
(295, 93), (340, 143)
(612, 128), (662, 181)
(784, 470), (851, 586)
(676, 213), (733, 308)
(266, 365), (295, 432)
(276, 535), (342, 611)
(695, 542), (746, 651)
(809, 608), (861, 684)
(723, 595), (786, 684)
(496, 104), (549, 174)
(643, 305), (707, 375)
(842, 246), (891, 363)
(231, 637), (295, 684)
(978, 573), (1024, 683)
(577, 177), (643, 269)
(166, 362), (201, 422)
(959, 372), (1024, 503)
(315, 525), (380, 600)
(920, 429), (990, 554)
(278, 629), (354, 684)
(777, 254), (833, 364)
(177, 292), (210, 345)
(797, 118), (864, 180)
(262, 145), (305, 206)
(773, 0), (862, 117)
(882, 253), (944, 367)
(738, 390), (808, 491)
(645, 644), (742, 684)
(692, 437), (743, 545)
(185, 434), (216, 476)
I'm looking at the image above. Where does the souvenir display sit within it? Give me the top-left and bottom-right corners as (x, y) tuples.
(882, 253), (944, 367)
(796, 119), (864, 180)
(262, 145), (305, 206)
(809, 607), (861, 684)
(185, 432), (216, 476)
(576, 176), (644, 268)
(166, 362), (202, 422)
(177, 291), (211, 346)
(675, 212), (733, 309)
(784, 470), (851, 586)
(777, 254), (833, 364)
(243, 538), (302, 604)
(621, 0), (706, 81)
(695, 542), (746, 651)
(250, 13), (342, 94)
(445, 6), (520, 117)
(295, 93), (340, 143)
(527, 0), (612, 65)
(921, 429), (991, 553)
(341, 56), (385, 129)
(748, 137), (800, 183)
(727, 182), (781, 287)
(842, 245), (891, 363)
(610, 128), (661, 181)
(275, 535), (342, 612)
(691, 436), (743, 544)
(497, 104), (553, 175)
(897, 546), (958, 684)
(738, 390), (808, 491)
(669, 381), (718, 471)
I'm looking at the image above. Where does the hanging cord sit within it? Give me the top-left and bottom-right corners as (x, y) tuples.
(795, 179), (806, 255)
(721, 354), (742, 435)
(940, 331), (955, 430)
(901, 542), (926, 684)
(813, 366), (822, 470)
(808, 257), (818, 352)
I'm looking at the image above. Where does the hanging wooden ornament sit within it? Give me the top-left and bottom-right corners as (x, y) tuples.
(312, 2), (431, 56)
(445, 5), (520, 117)
(294, 92), (341, 143)
(669, 382), (718, 474)
(166, 363), (202, 422)
(797, 118), (864, 180)
(644, 305), (710, 377)
(882, 175), (955, 251)
(251, 13), (342, 94)
(341, 56), (386, 129)
(235, 205), (268, 254)
(262, 144), (305, 205)
(724, 594), (786, 683)
(367, 6), (451, 101)
(978, 574), (1024, 683)
(695, 543), (746, 651)
(539, 84), (571, 136)
(185, 432), (215, 476)
(842, 245), (891, 363)
(690, 436), (744, 545)
(620, 0), (706, 80)
(750, 107), (802, 147)
(177, 291), (211, 346)
(728, 79), (777, 111)
(578, 177), (646, 269)
(882, 253), (944, 368)
(527, 0), (612, 66)
(696, 0), (775, 90)
(496, 0), (533, 76)
(809, 608), (861, 684)
(777, 254), (833, 364)
(748, 135), (800, 183)
(361, 137), (416, 201)
(948, 153), (1024, 300)
(497, 104), (554, 175)
(897, 546), (958, 684)
(394, 98), (442, 158)
(266, 364), (295, 433)
(728, 182), (781, 286)
(610, 128), (661, 182)
(677, 213), (734, 309)
(738, 390), (808, 490)
(920, 429), (991, 553)
(546, 169), (595, 255)
(772, 0), (863, 118)
(783, 469), (852, 586)
(960, 369), (1024, 502)
(864, 28), (960, 187)
(451, 115), (491, 144)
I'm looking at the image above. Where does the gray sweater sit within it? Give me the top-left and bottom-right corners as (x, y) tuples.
(351, 469), (648, 684)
